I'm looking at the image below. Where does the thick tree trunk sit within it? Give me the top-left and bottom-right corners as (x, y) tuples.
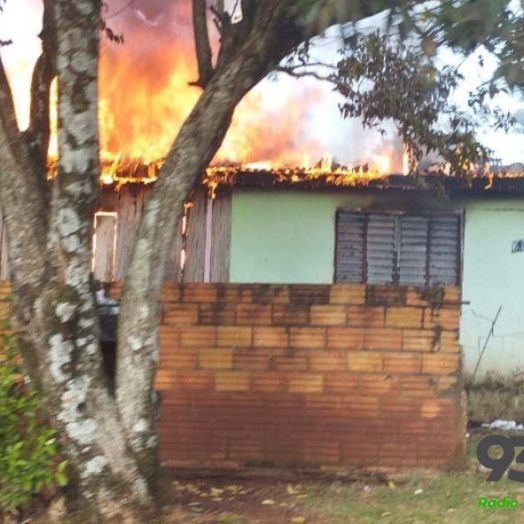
(0, 1), (155, 521)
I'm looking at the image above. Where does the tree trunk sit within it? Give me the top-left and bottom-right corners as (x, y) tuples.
(0, 1), (156, 521)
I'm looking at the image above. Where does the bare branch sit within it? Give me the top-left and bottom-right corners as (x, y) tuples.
(191, 0), (214, 88)
(275, 65), (334, 82)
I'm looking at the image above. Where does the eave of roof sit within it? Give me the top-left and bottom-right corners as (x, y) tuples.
(207, 170), (524, 198)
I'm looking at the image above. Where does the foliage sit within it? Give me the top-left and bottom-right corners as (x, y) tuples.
(0, 333), (67, 516)
(333, 32), (502, 177)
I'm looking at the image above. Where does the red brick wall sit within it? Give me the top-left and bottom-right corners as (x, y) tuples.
(155, 283), (465, 471)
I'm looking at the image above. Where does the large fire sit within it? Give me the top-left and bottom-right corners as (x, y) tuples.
(5, 0), (490, 184)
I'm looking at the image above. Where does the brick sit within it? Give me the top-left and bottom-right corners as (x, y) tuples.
(229, 440), (263, 459)
(402, 329), (436, 352)
(399, 376), (437, 398)
(216, 284), (253, 303)
(330, 284), (365, 305)
(347, 351), (383, 373)
(217, 326), (252, 347)
(159, 347), (197, 369)
(440, 331), (460, 353)
(422, 354), (459, 374)
(290, 285), (330, 305)
(158, 326), (180, 345)
(215, 371), (251, 392)
(386, 307), (423, 328)
(310, 305), (347, 326)
(198, 303), (236, 325)
(272, 304), (310, 326)
(443, 286), (461, 303)
(253, 327), (289, 348)
(438, 376), (458, 392)
(251, 285), (290, 304)
(160, 283), (180, 302)
(270, 354), (308, 372)
(420, 399), (452, 419)
(347, 305), (385, 327)
(304, 440), (341, 464)
(288, 373), (324, 393)
(324, 373), (360, 394)
(180, 284), (218, 303)
(236, 304), (272, 325)
(290, 327), (326, 349)
(251, 372), (287, 392)
(308, 350), (346, 372)
(180, 326), (216, 347)
(363, 328), (402, 350)
(233, 349), (272, 371)
(305, 394), (343, 414)
(366, 285), (406, 306)
(198, 348), (233, 369)
(423, 307), (460, 330)
(327, 327), (364, 349)
(175, 371), (214, 390)
(381, 398), (421, 416)
(155, 370), (176, 387)
(343, 396), (380, 416)
(162, 304), (199, 326)
(383, 352), (421, 374)
(361, 374), (399, 396)
(405, 288), (430, 307)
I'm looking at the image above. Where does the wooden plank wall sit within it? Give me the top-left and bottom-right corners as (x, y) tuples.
(210, 190), (231, 282)
(184, 189), (207, 282)
(93, 213), (117, 282)
(0, 184), (231, 283)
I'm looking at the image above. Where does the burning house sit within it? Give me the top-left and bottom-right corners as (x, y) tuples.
(4, 0), (522, 474)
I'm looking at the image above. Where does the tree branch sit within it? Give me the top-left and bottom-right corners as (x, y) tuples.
(191, 0), (214, 88)
(0, 55), (50, 296)
(25, 0), (56, 167)
(275, 63), (335, 82)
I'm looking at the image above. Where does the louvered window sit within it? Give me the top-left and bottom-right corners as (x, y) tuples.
(335, 211), (461, 286)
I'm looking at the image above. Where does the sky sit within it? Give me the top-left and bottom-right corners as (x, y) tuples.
(0, 0), (523, 167)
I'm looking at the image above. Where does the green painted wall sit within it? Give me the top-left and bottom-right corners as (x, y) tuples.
(230, 191), (362, 283)
(230, 189), (457, 283)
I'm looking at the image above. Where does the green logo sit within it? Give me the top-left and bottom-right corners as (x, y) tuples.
(477, 497), (518, 508)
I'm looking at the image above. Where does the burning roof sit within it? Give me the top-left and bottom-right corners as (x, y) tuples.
(79, 154), (524, 198)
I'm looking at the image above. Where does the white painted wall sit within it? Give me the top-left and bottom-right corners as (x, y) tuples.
(461, 200), (524, 375)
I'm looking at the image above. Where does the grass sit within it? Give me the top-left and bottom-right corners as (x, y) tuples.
(293, 430), (524, 523)
(466, 372), (524, 422)
(297, 471), (524, 523)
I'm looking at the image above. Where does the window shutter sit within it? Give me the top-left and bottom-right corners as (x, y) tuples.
(335, 210), (461, 286)
(428, 215), (460, 285)
(366, 214), (396, 284)
(399, 216), (428, 285)
(335, 212), (365, 282)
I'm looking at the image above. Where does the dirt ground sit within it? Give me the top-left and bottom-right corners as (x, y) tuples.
(160, 474), (343, 524)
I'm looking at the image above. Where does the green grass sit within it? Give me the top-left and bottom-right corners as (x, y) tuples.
(297, 471), (524, 523)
